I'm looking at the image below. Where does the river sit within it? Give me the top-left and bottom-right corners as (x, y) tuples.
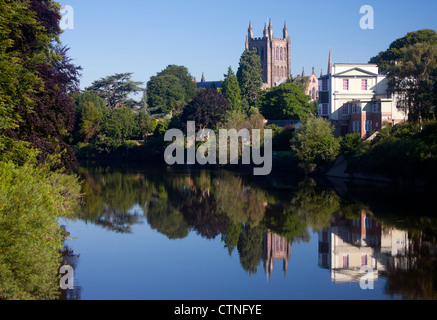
(59, 165), (437, 300)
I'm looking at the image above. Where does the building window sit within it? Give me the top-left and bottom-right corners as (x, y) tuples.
(280, 48), (283, 61)
(322, 104), (328, 116)
(351, 104), (361, 114)
(322, 80), (328, 91)
(312, 88), (316, 100)
(342, 103), (350, 116)
(365, 120), (373, 132)
(372, 102), (380, 113)
(352, 120), (360, 133)
(361, 255), (368, 267)
(343, 79), (349, 91)
(343, 255), (349, 268)
(361, 79), (368, 91)
(275, 48), (279, 61)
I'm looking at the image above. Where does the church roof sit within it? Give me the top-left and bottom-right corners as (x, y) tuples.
(196, 81), (222, 89)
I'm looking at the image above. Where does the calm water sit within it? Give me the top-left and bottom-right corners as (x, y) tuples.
(60, 166), (437, 300)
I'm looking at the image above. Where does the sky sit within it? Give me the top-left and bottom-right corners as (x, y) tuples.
(59, 0), (437, 93)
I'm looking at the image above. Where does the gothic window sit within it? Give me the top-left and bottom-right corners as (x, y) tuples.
(275, 48), (279, 61)
(280, 48), (283, 61)
(312, 88), (316, 100)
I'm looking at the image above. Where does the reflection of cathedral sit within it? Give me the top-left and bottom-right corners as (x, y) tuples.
(318, 210), (409, 283)
(262, 231), (291, 280)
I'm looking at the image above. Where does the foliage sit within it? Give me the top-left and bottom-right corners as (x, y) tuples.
(221, 66), (242, 113)
(291, 117), (340, 173)
(267, 124), (295, 151)
(0, 161), (81, 300)
(101, 107), (137, 141)
(146, 65), (197, 116)
(386, 42), (437, 125)
(237, 49), (263, 107)
(260, 83), (315, 120)
(370, 29), (437, 73)
(339, 132), (362, 155)
(146, 74), (186, 115)
(86, 73), (143, 110)
(348, 120), (437, 184)
(1, 1), (81, 170)
(180, 88), (230, 131)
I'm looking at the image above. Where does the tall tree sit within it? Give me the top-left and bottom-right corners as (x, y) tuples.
(370, 29), (437, 73)
(146, 74), (185, 115)
(237, 49), (263, 107)
(387, 42), (437, 128)
(260, 83), (315, 120)
(0, 0), (64, 163)
(156, 65), (197, 101)
(86, 73), (143, 110)
(221, 66), (242, 113)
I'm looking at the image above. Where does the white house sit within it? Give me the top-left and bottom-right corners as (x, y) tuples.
(318, 53), (407, 138)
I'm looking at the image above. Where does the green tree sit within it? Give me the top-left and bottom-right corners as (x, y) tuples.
(370, 29), (437, 73)
(387, 43), (437, 129)
(136, 109), (157, 139)
(291, 117), (340, 172)
(86, 73), (144, 110)
(260, 83), (315, 120)
(101, 107), (136, 141)
(156, 65), (197, 102)
(237, 49), (263, 107)
(221, 66), (242, 113)
(146, 74), (186, 115)
(79, 102), (100, 143)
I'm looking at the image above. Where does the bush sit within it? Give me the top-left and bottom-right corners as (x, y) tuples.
(0, 161), (81, 300)
(291, 117), (340, 173)
(339, 132), (362, 155)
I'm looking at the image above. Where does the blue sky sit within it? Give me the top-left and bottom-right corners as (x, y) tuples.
(59, 0), (437, 93)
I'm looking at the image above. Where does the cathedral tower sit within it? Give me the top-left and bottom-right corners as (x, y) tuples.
(245, 20), (291, 88)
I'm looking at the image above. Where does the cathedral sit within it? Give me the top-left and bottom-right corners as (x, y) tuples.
(245, 19), (292, 89)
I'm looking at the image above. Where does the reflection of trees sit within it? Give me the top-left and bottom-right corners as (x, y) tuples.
(237, 225), (264, 275)
(385, 237), (437, 300)
(264, 180), (338, 241)
(146, 187), (191, 240)
(180, 187), (230, 240)
(76, 167), (151, 233)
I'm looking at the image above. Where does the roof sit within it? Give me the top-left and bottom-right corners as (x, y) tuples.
(196, 81), (222, 89)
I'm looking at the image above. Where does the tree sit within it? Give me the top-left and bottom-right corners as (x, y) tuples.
(180, 88), (230, 131)
(79, 102), (100, 143)
(291, 117), (340, 173)
(260, 83), (315, 120)
(146, 65), (197, 116)
(0, 0), (66, 164)
(86, 73), (144, 110)
(136, 109), (157, 139)
(146, 74), (186, 115)
(387, 42), (437, 129)
(237, 49), (263, 107)
(156, 65), (197, 101)
(221, 66), (242, 113)
(370, 29), (437, 73)
(101, 107), (136, 141)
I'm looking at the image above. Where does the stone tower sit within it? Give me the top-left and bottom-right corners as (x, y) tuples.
(245, 19), (291, 89)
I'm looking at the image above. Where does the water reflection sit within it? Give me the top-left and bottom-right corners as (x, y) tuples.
(70, 166), (437, 299)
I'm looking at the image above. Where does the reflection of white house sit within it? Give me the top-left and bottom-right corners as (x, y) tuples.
(318, 211), (409, 283)
(318, 51), (407, 138)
